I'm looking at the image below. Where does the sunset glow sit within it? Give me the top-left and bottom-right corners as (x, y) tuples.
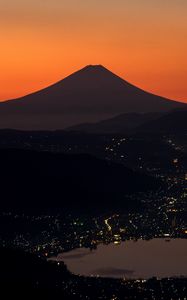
(0, 0), (187, 102)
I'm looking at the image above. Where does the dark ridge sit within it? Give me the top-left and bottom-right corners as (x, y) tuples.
(66, 112), (163, 134)
(0, 149), (161, 214)
(0, 247), (71, 296)
(137, 109), (187, 134)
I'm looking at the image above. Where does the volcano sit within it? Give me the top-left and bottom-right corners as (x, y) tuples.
(0, 65), (185, 130)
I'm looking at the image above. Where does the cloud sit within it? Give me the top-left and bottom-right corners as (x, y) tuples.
(57, 249), (95, 260)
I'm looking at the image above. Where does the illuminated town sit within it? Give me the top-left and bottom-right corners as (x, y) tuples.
(0, 130), (186, 298)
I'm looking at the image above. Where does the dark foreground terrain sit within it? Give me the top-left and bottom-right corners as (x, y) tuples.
(0, 149), (160, 214)
(0, 129), (186, 299)
(1, 247), (187, 299)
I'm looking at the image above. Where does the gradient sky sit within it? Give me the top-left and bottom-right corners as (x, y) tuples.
(0, 0), (187, 102)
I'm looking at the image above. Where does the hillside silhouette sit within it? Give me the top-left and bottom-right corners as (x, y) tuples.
(66, 112), (163, 134)
(0, 247), (72, 297)
(0, 149), (160, 214)
(137, 110), (187, 134)
(67, 109), (187, 135)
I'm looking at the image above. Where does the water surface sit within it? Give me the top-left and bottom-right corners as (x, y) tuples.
(55, 239), (187, 279)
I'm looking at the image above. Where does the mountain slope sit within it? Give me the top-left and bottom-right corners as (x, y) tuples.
(137, 110), (187, 134)
(66, 112), (163, 134)
(0, 247), (71, 296)
(0, 65), (185, 130)
(0, 149), (160, 214)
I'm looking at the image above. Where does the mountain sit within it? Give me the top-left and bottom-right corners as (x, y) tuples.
(0, 149), (160, 214)
(66, 109), (187, 135)
(137, 110), (187, 134)
(0, 65), (185, 130)
(66, 112), (163, 134)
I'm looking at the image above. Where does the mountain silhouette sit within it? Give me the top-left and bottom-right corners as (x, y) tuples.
(0, 65), (185, 130)
(66, 112), (163, 134)
(0, 149), (160, 214)
(137, 109), (187, 134)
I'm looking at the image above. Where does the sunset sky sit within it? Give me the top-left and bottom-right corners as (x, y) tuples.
(0, 0), (187, 102)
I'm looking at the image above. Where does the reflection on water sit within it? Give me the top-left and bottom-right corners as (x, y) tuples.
(54, 239), (187, 279)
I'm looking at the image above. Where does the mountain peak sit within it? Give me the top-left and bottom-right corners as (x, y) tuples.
(79, 64), (111, 73)
(65, 64), (123, 86)
(84, 64), (106, 69)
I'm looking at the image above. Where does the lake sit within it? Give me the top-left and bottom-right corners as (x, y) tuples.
(54, 239), (187, 279)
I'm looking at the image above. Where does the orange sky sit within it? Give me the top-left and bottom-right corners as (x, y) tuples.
(0, 0), (187, 102)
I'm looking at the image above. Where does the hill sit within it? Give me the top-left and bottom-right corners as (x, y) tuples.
(66, 112), (163, 134)
(66, 109), (187, 135)
(0, 247), (71, 297)
(137, 110), (187, 134)
(0, 149), (160, 214)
